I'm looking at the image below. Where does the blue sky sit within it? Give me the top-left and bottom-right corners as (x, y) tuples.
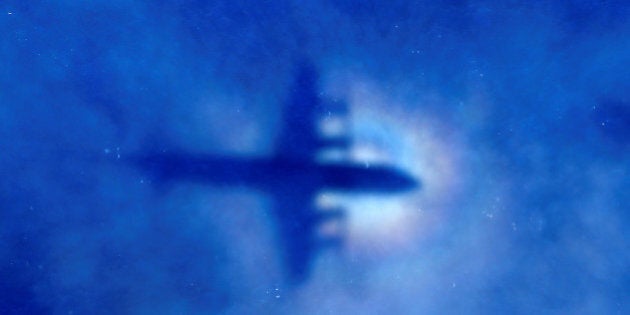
(1, 1), (628, 314)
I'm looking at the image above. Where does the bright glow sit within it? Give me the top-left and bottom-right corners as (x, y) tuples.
(321, 76), (466, 259)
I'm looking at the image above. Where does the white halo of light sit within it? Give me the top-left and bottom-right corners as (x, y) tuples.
(318, 75), (467, 260)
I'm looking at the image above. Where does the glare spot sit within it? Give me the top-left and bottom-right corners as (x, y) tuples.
(350, 144), (391, 163)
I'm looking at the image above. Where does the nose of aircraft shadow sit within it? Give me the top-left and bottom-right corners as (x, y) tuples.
(370, 166), (421, 193)
(401, 173), (421, 191)
(391, 171), (421, 192)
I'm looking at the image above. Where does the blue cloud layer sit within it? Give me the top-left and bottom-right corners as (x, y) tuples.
(1, 1), (628, 314)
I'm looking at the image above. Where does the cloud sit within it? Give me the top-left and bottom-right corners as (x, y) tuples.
(1, 1), (628, 314)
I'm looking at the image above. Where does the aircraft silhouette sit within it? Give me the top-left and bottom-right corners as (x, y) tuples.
(134, 61), (419, 284)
